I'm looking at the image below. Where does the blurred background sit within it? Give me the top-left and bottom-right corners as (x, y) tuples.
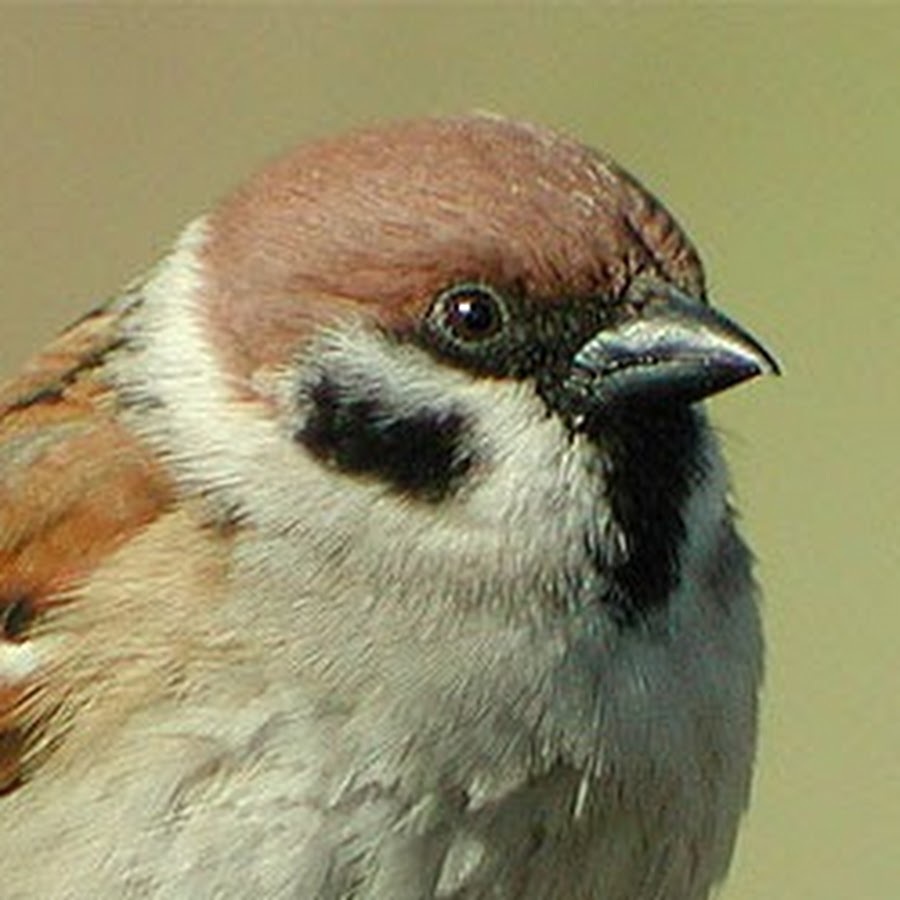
(1, 7), (897, 898)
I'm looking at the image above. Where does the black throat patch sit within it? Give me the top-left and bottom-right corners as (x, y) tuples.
(584, 405), (708, 625)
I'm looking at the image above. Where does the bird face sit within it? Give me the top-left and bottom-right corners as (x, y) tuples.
(283, 271), (775, 624)
(151, 116), (776, 630)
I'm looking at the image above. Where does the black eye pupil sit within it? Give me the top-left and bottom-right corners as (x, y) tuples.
(443, 289), (501, 341)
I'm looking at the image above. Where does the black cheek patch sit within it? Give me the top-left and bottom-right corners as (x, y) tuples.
(296, 374), (475, 501)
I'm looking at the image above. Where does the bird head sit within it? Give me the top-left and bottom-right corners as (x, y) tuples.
(129, 114), (777, 626)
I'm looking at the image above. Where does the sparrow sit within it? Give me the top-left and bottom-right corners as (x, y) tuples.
(0, 115), (778, 899)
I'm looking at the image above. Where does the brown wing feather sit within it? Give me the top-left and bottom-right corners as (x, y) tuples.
(0, 302), (174, 792)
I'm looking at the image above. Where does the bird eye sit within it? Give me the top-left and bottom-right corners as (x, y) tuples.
(432, 284), (505, 344)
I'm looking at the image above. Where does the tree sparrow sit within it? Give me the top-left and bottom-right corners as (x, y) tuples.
(0, 115), (778, 899)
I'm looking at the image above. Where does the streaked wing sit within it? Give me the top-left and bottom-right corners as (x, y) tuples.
(0, 300), (173, 792)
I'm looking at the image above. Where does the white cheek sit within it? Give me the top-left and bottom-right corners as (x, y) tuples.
(123, 233), (609, 616)
(275, 326), (613, 588)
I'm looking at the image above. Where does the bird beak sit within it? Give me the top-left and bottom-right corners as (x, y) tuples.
(568, 283), (780, 408)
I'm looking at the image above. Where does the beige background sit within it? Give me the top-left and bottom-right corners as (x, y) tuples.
(1, 7), (897, 898)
